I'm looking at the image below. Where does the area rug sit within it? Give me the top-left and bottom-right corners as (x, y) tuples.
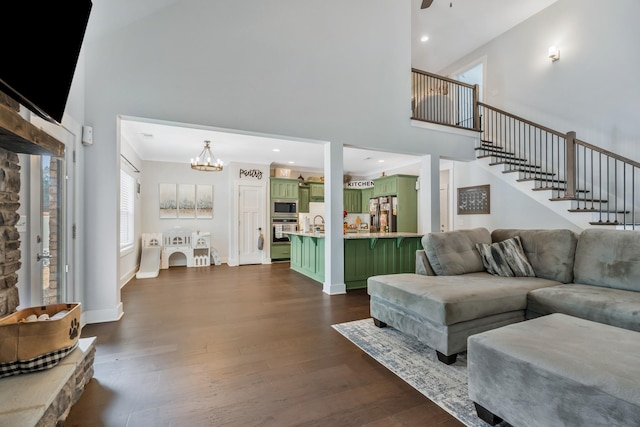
(332, 318), (509, 427)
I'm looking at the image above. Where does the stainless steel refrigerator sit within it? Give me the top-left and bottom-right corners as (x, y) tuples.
(369, 196), (397, 232)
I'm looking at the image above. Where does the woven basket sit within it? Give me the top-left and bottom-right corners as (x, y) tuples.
(0, 303), (81, 377)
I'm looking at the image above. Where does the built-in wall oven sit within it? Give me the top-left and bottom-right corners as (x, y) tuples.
(272, 199), (298, 217)
(272, 218), (298, 244)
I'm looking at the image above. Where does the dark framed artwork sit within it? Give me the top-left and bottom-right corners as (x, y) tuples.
(457, 184), (490, 215)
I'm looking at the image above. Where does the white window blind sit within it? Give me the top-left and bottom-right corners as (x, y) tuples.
(120, 170), (135, 250)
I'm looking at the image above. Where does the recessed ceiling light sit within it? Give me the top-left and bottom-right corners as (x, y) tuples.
(421, 35), (429, 42)
(378, 160), (385, 163)
(288, 161), (294, 164)
(273, 148), (280, 152)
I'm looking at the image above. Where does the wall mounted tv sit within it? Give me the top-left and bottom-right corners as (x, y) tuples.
(0, 1), (93, 125)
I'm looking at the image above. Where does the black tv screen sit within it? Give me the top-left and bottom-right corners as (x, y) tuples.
(0, 1), (93, 124)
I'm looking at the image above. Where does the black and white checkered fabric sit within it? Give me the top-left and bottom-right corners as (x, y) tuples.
(0, 342), (78, 378)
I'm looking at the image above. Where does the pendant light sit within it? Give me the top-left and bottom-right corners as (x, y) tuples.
(190, 140), (223, 171)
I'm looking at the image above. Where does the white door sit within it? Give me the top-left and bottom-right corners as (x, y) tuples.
(238, 184), (264, 265)
(28, 155), (67, 306)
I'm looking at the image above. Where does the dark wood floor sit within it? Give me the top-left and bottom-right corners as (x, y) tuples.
(65, 263), (463, 427)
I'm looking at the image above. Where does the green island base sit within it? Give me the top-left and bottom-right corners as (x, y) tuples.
(287, 231), (423, 290)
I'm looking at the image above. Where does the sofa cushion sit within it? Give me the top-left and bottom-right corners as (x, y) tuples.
(476, 236), (535, 277)
(527, 283), (640, 332)
(491, 229), (578, 283)
(423, 227), (491, 276)
(367, 272), (560, 325)
(574, 229), (640, 292)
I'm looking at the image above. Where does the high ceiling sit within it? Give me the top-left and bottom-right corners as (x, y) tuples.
(411, 0), (558, 72)
(95, 0), (558, 175)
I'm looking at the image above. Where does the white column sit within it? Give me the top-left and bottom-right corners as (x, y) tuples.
(323, 141), (346, 295)
(418, 154), (440, 234)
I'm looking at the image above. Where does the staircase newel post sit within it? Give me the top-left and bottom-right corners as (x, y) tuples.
(564, 131), (577, 199)
(473, 84), (480, 130)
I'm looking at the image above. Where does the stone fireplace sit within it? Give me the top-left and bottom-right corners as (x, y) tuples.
(0, 148), (21, 316)
(0, 90), (95, 426)
(0, 89), (65, 314)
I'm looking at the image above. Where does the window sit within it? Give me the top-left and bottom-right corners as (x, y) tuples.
(120, 170), (135, 251)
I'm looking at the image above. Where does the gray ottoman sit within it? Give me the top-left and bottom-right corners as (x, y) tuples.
(468, 313), (640, 427)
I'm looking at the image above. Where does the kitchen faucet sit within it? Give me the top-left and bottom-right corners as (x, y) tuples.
(313, 215), (325, 227)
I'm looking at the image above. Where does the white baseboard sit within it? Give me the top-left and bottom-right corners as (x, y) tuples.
(81, 302), (124, 325)
(323, 282), (346, 295)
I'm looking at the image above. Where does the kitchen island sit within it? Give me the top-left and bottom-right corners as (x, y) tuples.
(286, 231), (423, 290)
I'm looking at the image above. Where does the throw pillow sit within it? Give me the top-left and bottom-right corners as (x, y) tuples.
(475, 236), (535, 277)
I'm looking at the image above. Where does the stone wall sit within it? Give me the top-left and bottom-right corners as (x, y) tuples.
(45, 159), (59, 305)
(0, 147), (21, 315)
(35, 340), (96, 427)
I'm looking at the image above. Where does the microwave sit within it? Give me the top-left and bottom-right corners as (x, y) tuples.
(272, 199), (298, 217)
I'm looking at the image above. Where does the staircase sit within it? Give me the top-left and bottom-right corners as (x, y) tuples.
(411, 68), (640, 230)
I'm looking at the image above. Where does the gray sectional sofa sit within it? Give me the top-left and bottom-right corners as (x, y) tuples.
(367, 227), (640, 364)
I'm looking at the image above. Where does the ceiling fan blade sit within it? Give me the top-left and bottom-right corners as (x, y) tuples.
(421, 0), (434, 9)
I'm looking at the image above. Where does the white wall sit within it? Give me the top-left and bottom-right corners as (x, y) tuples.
(450, 161), (582, 232)
(439, 0), (640, 162)
(80, 0), (479, 321)
(140, 160), (231, 261)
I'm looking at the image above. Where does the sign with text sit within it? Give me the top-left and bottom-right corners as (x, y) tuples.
(345, 180), (374, 188)
(239, 169), (263, 180)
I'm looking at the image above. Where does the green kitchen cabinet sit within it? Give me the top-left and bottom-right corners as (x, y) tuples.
(372, 176), (397, 197)
(343, 235), (423, 290)
(298, 186), (310, 213)
(397, 236), (423, 273)
(343, 188), (361, 213)
(271, 243), (291, 260)
(289, 234), (324, 283)
(290, 235), (302, 268)
(360, 187), (373, 213)
(270, 178), (299, 199)
(308, 182), (324, 202)
(343, 239), (370, 288)
(369, 238), (398, 276)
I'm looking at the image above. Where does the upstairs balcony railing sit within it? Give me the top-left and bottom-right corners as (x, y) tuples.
(411, 68), (480, 130)
(412, 68), (640, 229)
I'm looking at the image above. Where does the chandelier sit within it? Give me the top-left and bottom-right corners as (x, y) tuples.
(190, 140), (223, 171)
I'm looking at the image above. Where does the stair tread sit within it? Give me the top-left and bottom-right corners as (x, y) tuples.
(568, 208), (630, 213)
(550, 197), (608, 203)
(489, 161), (541, 168)
(480, 143), (505, 151)
(479, 153), (529, 162)
(474, 147), (516, 157)
(531, 187), (589, 193)
(516, 176), (561, 181)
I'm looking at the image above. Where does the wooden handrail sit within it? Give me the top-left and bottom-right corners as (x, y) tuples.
(478, 102), (566, 138)
(411, 68), (476, 89)
(575, 138), (640, 169)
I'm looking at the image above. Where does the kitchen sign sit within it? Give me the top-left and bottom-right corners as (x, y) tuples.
(345, 180), (374, 188)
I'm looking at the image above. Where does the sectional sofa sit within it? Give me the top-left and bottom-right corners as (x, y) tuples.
(367, 227), (640, 364)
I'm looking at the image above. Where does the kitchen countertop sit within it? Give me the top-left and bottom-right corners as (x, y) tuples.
(285, 231), (423, 239)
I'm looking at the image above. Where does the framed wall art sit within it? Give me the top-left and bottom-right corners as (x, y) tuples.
(457, 184), (490, 215)
(159, 183), (177, 218)
(178, 184), (196, 219)
(196, 184), (213, 218)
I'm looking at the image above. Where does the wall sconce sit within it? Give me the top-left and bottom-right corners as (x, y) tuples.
(548, 46), (560, 62)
